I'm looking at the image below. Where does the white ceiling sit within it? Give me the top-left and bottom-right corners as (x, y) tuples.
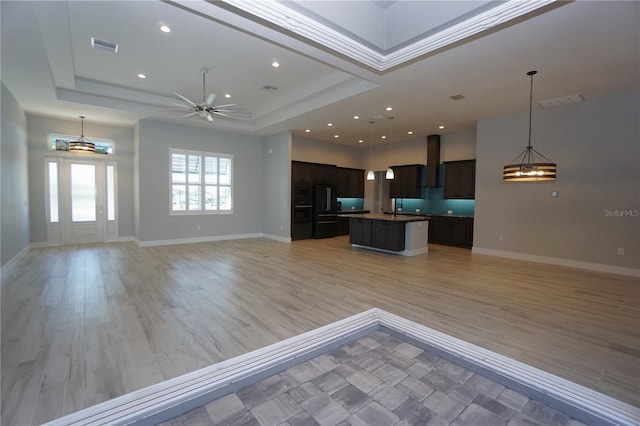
(1, 0), (639, 147)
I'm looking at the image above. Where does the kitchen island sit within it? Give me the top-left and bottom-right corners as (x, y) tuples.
(346, 213), (429, 256)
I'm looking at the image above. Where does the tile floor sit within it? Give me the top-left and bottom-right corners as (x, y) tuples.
(158, 331), (589, 426)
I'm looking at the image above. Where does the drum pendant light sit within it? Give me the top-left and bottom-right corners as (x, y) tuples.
(503, 71), (556, 182)
(69, 116), (96, 153)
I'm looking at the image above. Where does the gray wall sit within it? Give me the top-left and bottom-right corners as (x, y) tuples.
(263, 131), (291, 239)
(475, 91), (639, 271)
(1, 82), (30, 267)
(292, 135), (363, 168)
(137, 119), (264, 243)
(26, 114), (135, 243)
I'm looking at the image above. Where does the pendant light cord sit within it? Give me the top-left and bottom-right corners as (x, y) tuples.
(526, 70), (536, 151)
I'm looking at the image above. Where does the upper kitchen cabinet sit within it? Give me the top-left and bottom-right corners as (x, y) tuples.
(389, 164), (424, 199)
(444, 160), (476, 199)
(336, 167), (364, 198)
(313, 163), (337, 185)
(292, 161), (314, 184)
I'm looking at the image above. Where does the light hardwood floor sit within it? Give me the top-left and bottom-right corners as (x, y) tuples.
(1, 237), (639, 425)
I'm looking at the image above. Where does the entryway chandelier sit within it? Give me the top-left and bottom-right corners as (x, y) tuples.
(69, 115), (96, 153)
(503, 71), (556, 182)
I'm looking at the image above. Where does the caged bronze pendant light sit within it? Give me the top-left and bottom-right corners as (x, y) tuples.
(69, 116), (96, 153)
(503, 71), (556, 182)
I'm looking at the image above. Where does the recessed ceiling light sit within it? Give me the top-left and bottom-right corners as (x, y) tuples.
(353, 115), (360, 120)
(439, 125), (445, 129)
(305, 129), (311, 133)
(327, 123), (333, 127)
(225, 94), (231, 98)
(334, 135), (339, 138)
(381, 135), (387, 139)
(159, 25), (171, 33)
(137, 73), (146, 79)
(407, 131), (413, 135)
(358, 139), (364, 143)
(386, 106), (393, 111)
(272, 61), (280, 68)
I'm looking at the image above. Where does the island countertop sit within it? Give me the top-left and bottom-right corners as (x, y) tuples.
(341, 213), (430, 222)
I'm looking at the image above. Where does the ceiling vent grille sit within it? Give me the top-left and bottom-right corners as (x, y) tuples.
(538, 93), (584, 108)
(261, 85), (278, 92)
(449, 94), (466, 101)
(91, 37), (118, 53)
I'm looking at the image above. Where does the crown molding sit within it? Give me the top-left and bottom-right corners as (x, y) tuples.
(220, 0), (559, 71)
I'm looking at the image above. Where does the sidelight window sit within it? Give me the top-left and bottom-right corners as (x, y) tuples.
(170, 149), (233, 215)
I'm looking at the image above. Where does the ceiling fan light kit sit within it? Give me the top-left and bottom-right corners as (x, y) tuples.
(503, 70), (557, 182)
(172, 68), (251, 123)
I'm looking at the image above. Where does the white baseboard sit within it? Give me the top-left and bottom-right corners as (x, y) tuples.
(0, 244), (31, 283)
(262, 233), (292, 243)
(43, 308), (639, 426)
(117, 236), (135, 242)
(472, 247), (640, 278)
(137, 233), (265, 247)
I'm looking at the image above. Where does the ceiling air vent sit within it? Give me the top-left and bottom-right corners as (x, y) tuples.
(538, 93), (584, 108)
(449, 94), (466, 101)
(91, 37), (118, 53)
(261, 85), (278, 92)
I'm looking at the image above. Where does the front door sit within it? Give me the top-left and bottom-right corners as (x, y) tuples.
(46, 158), (117, 245)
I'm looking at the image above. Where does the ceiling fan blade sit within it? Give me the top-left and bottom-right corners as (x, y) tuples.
(206, 93), (216, 106)
(207, 114), (214, 122)
(173, 92), (197, 107)
(212, 103), (238, 109)
(181, 112), (198, 118)
(213, 111), (252, 120)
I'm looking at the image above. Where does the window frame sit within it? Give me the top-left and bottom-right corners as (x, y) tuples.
(169, 148), (233, 216)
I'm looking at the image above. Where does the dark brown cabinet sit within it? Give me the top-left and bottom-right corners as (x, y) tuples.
(349, 217), (372, 246)
(349, 169), (364, 198)
(312, 163), (336, 185)
(337, 216), (351, 236)
(372, 220), (405, 251)
(389, 164), (424, 199)
(291, 223), (313, 240)
(350, 218), (405, 251)
(292, 161), (314, 184)
(443, 160), (475, 199)
(429, 215), (474, 248)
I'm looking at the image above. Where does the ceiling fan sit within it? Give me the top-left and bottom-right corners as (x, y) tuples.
(172, 68), (251, 122)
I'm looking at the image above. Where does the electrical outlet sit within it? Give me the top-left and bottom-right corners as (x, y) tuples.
(447, 210), (453, 215)
(499, 235), (504, 242)
(397, 207), (402, 212)
(618, 248), (625, 255)
(416, 208), (420, 213)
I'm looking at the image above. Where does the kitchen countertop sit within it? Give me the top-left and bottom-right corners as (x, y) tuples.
(343, 213), (430, 222)
(390, 212), (474, 219)
(337, 210), (370, 214)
